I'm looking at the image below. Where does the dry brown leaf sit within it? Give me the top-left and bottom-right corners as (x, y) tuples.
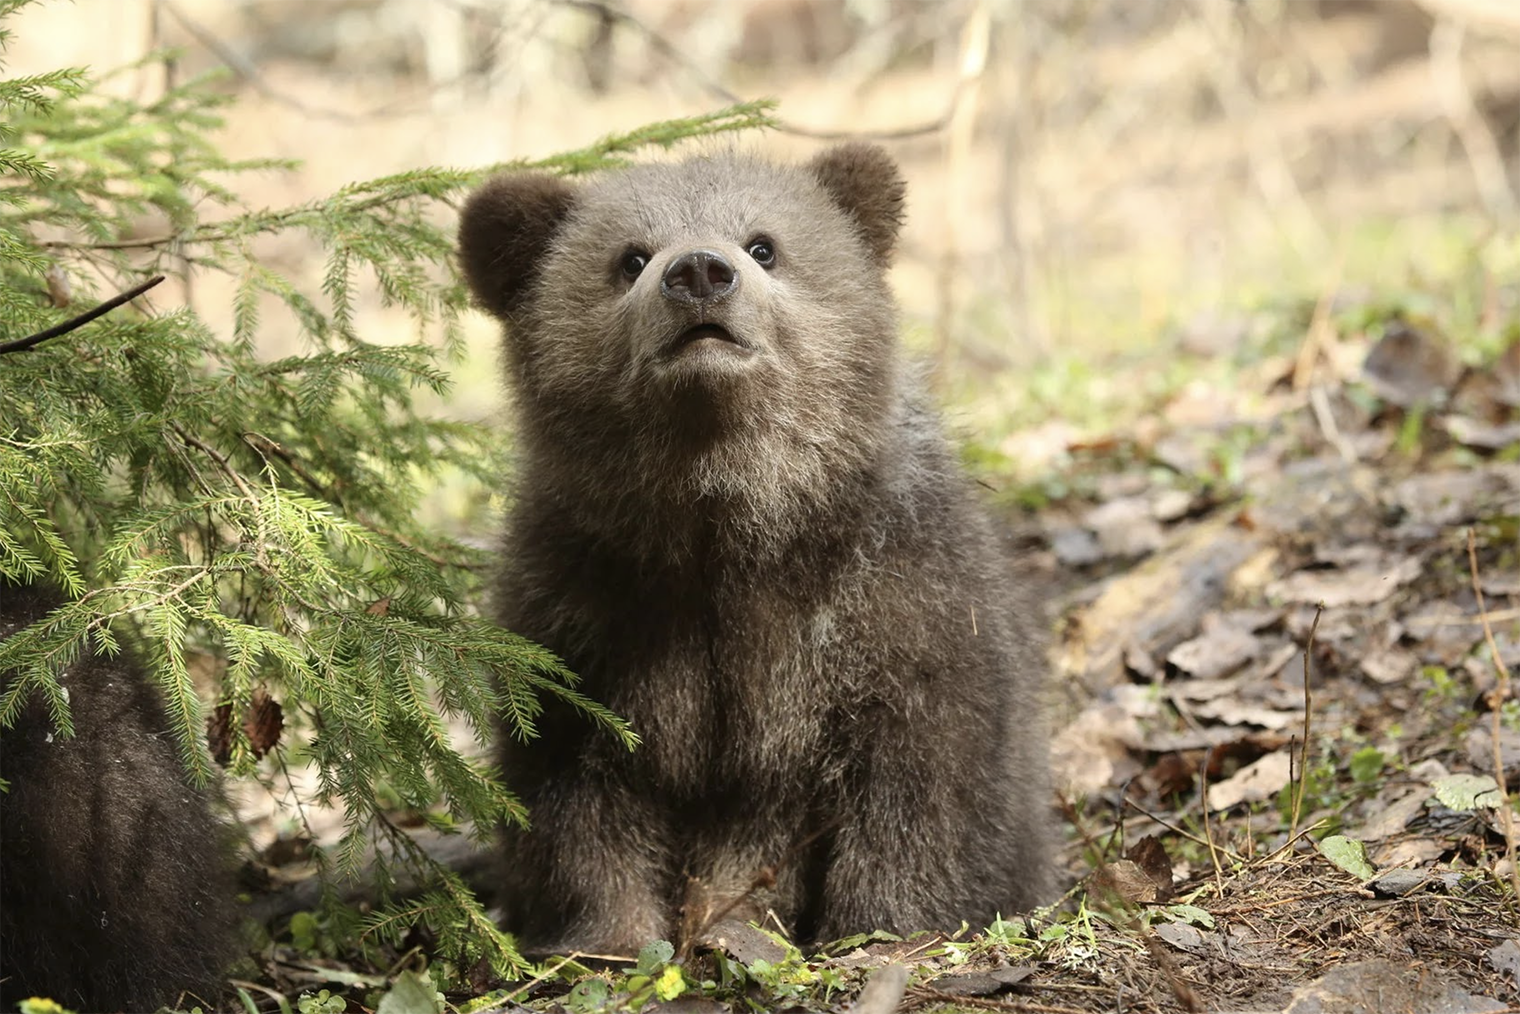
(1354, 786), (1434, 840)
(1443, 416), (1520, 450)
(1085, 496), (1166, 558)
(1167, 618), (1262, 680)
(1360, 646), (1419, 685)
(1371, 838), (1446, 868)
(1362, 324), (1460, 407)
(1126, 834), (1176, 902)
(206, 687), (284, 766)
(1390, 464), (1520, 528)
(1401, 601), (1484, 665)
(1207, 750), (1293, 811)
(1154, 922), (1210, 954)
(1267, 556), (1422, 607)
(1190, 698), (1304, 730)
(1051, 699), (1148, 795)
(1090, 858), (1162, 904)
(1284, 958), (1506, 1014)
(1465, 726), (1520, 779)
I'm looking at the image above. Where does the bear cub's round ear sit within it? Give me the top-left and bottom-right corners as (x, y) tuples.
(806, 143), (906, 268)
(458, 174), (577, 320)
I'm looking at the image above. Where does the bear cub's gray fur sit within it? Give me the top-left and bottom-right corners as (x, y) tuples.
(458, 144), (1053, 953)
(1, 583), (235, 1012)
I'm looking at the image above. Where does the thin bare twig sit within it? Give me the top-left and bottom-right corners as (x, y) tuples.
(905, 988), (1088, 1014)
(555, 0), (969, 141)
(158, 0), (404, 123)
(1199, 744), (1227, 897)
(1142, 930), (1206, 1012)
(164, 0), (874, 139)
(1122, 797), (1246, 864)
(483, 952), (586, 1012)
(1466, 527), (1520, 902)
(932, 0), (992, 380)
(1208, 883), (1365, 916)
(1264, 818), (1333, 865)
(1289, 604), (1324, 841)
(1430, 19), (1519, 220)
(0, 275), (164, 355)
(172, 421), (257, 501)
(38, 233), (183, 252)
(1191, 0), (1329, 259)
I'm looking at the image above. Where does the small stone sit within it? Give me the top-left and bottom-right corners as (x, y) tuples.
(1368, 868), (1427, 897)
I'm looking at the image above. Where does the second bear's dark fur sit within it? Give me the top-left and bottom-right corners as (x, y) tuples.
(459, 144), (1053, 952)
(1, 583), (236, 1012)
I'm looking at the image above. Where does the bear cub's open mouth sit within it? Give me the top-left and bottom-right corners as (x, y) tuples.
(669, 323), (753, 356)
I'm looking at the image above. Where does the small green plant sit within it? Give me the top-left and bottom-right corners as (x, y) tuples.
(560, 941), (690, 1013)
(1318, 834), (1377, 880)
(1425, 664), (1457, 697)
(620, 940), (687, 1008)
(564, 977), (614, 1013)
(372, 970), (445, 1014)
(1348, 745), (1387, 785)
(984, 913), (1031, 947)
(17, 999), (72, 1014)
(1151, 904), (1215, 929)
(285, 909), (348, 960)
(295, 989), (346, 1014)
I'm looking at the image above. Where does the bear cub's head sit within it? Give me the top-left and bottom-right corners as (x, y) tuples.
(459, 145), (908, 536)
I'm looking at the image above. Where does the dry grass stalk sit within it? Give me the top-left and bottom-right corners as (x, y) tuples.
(1466, 527), (1520, 903)
(1289, 605), (1324, 842)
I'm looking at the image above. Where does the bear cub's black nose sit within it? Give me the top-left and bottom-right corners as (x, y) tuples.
(662, 250), (736, 304)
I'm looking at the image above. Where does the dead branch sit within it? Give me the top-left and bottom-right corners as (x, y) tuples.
(158, 0), (390, 123)
(1200, 744), (1227, 896)
(0, 274), (165, 355)
(1466, 527), (1520, 902)
(554, 0), (966, 141)
(1190, 0), (1329, 260)
(1289, 604), (1324, 841)
(931, 0), (992, 382)
(1429, 19), (1519, 221)
(1414, 0), (1520, 37)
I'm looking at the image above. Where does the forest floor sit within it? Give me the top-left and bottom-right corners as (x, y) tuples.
(237, 293), (1520, 1014)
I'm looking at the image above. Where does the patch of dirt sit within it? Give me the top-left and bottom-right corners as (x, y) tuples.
(1019, 312), (1520, 1014)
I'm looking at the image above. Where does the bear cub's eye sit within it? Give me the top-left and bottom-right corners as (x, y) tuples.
(619, 248), (651, 280)
(746, 237), (776, 268)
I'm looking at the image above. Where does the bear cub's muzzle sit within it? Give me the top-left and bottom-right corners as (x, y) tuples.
(658, 247), (755, 358)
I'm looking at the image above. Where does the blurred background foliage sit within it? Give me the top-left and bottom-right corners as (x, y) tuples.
(10, 0), (1516, 492)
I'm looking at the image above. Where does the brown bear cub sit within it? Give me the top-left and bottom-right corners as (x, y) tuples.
(1, 582), (236, 1012)
(458, 144), (1053, 954)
